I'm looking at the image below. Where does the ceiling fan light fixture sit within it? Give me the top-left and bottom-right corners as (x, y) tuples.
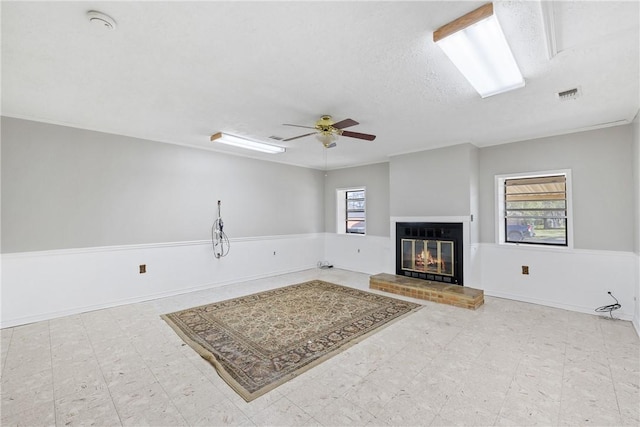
(433, 3), (524, 98)
(316, 132), (338, 148)
(210, 132), (285, 154)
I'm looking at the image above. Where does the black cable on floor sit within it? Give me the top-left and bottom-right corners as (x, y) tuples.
(595, 292), (621, 318)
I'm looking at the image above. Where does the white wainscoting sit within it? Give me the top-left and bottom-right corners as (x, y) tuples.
(322, 232), (638, 325)
(479, 243), (638, 321)
(323, 233), (393, 275)
(634, 253), (640, 335)
(1, 234), (323, 328)
(2, 233), (637, 330)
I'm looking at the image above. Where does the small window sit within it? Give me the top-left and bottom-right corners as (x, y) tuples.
(336, 188), (366, 235)
(502, 174), (568, 246)
(345, 190), (365, 234)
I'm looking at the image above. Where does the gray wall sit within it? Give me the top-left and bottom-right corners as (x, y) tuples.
(323, 162), (390, 237)
(3, 117), (636, 254)
(633, 114), (639, 331)
(478, 125), (635, 251)
(633, 115), (639, 254)
(1, 117), (324, 253)
(389, 143), (478, 218)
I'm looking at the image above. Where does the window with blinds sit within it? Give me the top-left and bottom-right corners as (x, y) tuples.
(504, 174), (567, 246)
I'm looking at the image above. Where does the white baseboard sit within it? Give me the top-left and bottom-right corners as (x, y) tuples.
(484, 289), (633, 321)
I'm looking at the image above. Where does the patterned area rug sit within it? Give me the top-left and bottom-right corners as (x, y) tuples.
(162, 280), (422, 401)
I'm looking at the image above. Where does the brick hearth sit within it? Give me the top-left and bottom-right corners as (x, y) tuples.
(370, 273), (484, 310)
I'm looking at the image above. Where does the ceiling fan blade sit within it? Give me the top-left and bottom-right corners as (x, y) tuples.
(283, 124), (317, 130)
(283, 132), (317, 142)
(332, 118), (359, 129)
(341, 130), (376, 141)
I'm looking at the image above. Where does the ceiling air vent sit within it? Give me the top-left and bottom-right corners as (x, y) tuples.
(557, 87), (581, 101)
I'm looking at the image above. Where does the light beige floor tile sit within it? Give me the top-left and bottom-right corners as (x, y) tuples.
(312, 396), (375, 426)
(54, 387), (121, 426)
(495, 404), (559, 426)
(282, 364), (364, 419)
(9, 321), (50, 342)
(51, 338), (96, 365)
(332, 339), (395, 377)
(103, 360), (158, 397)
(342, 375), (400, 416)
(52, 360), (108, 400)
(249, 396), (314, 426)
(434, 401), (501, 427)
(0, 327), (13, 373)
(91, 337), (140, 366)
(616, 379), (640, 425)
(111, 382), (187, 426)
(0, 400), (55, 427)
(170, 382), (254, 426)
(376, 389), (439, 426)
(497, 381), (560, 426)
(3, 342), (52, 379)
(558, 400), (623, 426)
(0, 269), (638, 427)
(1, 368), (54, 417)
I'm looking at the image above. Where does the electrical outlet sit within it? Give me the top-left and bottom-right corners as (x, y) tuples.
(522, 265), (529, 275)
(139, 264), (146, 274)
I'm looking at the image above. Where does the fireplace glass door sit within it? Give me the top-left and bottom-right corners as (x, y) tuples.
(401, 239), (454, 276)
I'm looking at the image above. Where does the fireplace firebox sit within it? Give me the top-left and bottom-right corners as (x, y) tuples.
(395, 222), (463, 286)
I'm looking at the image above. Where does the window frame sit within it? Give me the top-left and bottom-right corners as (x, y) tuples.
(345, 189), (366, 235)
(336, 187), (366, 236)
(495, 170), (573, 249)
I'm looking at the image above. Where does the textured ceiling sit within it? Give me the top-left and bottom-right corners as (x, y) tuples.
(2, 1), (639, 170)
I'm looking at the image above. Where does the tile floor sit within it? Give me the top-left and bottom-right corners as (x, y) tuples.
(1, 268), (639, 426)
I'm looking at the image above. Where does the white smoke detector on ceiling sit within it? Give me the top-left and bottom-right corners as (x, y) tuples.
(87, 11), (116, 30)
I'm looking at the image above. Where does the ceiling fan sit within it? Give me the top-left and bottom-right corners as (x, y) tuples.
(282, 115), (376, 148)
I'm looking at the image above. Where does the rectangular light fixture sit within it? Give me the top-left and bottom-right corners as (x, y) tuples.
(433, 3), (524, 98)
(210, 132), (285, 154)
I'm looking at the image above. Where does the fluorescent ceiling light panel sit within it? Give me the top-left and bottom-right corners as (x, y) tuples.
(210, 132), (285, 154)
(434, 3), (524, 98)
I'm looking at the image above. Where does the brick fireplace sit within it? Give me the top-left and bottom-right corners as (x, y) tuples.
(371, 217), (483, 309)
